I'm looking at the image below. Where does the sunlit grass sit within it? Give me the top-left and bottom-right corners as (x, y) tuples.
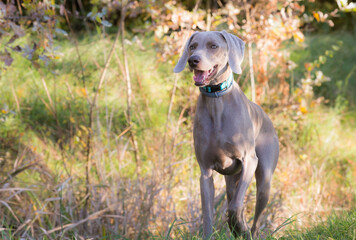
(280, 208), (356, 240)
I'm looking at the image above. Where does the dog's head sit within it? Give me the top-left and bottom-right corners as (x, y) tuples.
(174, 31), (245, 86)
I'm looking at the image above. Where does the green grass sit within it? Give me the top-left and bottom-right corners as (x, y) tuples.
(151, 208), (356, 239)
(290, 31), (356, 106)
(281, 208), (356, 240)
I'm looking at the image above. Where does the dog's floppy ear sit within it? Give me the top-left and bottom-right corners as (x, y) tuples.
(173, 32), (199, 73)
(220, 30), (245, 74)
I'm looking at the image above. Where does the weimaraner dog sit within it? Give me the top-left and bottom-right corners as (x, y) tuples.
(174, 31), (279, 239)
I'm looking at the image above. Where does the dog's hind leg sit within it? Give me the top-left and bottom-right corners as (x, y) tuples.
(251, 166), (272, 238)
(251, 137), (279, 238)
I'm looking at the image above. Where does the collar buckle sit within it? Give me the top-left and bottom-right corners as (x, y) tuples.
(199, 73), (234, 98)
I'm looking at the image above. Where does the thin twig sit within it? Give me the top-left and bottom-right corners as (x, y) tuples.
(63, 5), (87, 90)
(206, 0), (212, 31)
(46, 204), (119, 234)
(41, 78), (54, 109)
(0, 200), (20, 222)
(120, 0), (141, 178)
(244, 0), (256, 102)
(163, 74), (178, 160)
(0, 162), (37, 186)
(16, 0), (23, 15)
(11, 79), (21, 116)
(248, 42), (256, 102)
(92, 28), (121, 107)
(117, 125), (132, 139)
(11, 219), (31, 237)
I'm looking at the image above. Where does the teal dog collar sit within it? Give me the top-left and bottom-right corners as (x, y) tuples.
(199, 73), (234, 98)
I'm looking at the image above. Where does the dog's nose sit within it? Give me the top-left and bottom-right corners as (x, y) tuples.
(188, 55), (201, 68)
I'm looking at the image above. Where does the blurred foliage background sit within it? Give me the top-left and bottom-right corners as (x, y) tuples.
(0, 0), (355, 239)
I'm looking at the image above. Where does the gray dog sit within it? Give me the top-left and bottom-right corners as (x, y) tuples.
(174, 31), (279, 239)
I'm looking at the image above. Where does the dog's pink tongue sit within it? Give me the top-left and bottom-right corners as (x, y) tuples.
(194, 70), (208, 85)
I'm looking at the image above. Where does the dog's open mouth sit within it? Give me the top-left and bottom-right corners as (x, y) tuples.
(193, 65), (218, 86)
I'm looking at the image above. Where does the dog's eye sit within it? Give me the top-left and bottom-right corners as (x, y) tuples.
(189, 45), (195, 50)
(211, 45), (218, 49)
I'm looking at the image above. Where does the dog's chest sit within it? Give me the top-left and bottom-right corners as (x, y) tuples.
(194, 114), (246, 175)
(194, 99), (254, 168)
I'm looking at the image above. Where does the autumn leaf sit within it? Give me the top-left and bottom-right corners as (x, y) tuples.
(293, 31), (304, 43)
(313, 11), (320, 22)
(313, 11), (329, 22)
(299, 106), (308, 114)
(80, 88), (87, 97)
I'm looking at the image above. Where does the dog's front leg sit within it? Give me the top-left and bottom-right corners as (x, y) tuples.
(200, 168), (215, 239)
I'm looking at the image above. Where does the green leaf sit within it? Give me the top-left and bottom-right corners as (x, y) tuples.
(96, 15), (101, 23)
(332, 45), (340, 51)
(55, 28), (68, 36)
(319, 55), (326, 64)
(95, 24), (101, 35)
(91, 6), (98, 16)
(101, 20), (112, 27)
